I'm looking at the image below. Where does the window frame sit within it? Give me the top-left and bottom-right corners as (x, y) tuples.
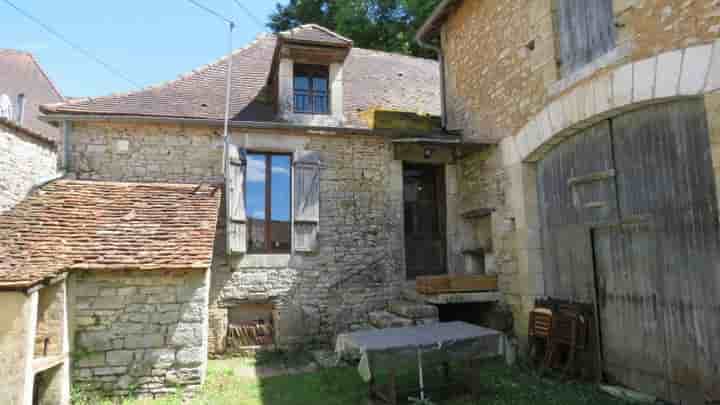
(245, 151), (293, 255)
(293, 64), (330, 115)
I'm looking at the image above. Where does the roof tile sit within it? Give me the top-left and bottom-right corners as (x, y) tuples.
(0, 180), (221, 289)
(42, 34), (440, 128)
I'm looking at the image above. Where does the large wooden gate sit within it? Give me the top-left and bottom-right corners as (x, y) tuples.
(537, 99), (720, 402)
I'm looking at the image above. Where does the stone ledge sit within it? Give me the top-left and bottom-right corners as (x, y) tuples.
(423, 291), (503, 305)
(513, 40), (720, 163)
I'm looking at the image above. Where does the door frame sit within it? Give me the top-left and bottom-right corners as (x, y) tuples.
(402, 162), (448, 280)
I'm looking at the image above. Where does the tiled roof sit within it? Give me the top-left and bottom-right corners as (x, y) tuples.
(279, 24), (353, 47)
(42, 34), (440, 129)
(0, 180), (221, 289)
(0, 49), (63, 143)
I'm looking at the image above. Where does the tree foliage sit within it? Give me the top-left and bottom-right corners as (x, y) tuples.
(268, 0), (442, 58)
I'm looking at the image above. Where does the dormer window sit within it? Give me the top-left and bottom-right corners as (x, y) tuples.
(294, 64), (329, 114)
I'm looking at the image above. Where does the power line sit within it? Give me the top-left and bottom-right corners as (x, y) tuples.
(1, 0), (142, 88)
(231, 0), (265, 29)
(186, 0), (235, 26)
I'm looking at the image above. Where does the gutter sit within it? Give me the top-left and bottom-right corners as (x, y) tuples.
(415, 27), (448, 131)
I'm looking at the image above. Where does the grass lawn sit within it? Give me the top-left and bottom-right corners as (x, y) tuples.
(72, 353), (630, 405)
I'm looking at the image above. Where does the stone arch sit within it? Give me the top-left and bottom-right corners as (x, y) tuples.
(504, 40), (720, 164)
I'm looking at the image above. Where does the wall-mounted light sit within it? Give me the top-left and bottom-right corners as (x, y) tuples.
(424, 147), (433, 159)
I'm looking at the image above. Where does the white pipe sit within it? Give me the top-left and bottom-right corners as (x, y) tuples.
(417, 348), (425, 401)
(222, 21), (235, 175)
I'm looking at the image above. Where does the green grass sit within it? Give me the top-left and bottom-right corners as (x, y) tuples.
(72, 356), (630, 405)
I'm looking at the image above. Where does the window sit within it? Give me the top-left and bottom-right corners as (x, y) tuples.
(294, 64), (329, 114)
(557, 0), (615, 76)
(245, 152), (292, 253)
(15, 93), (24, 124)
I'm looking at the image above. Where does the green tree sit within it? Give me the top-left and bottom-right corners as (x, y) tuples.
(267, 0), (442, 58)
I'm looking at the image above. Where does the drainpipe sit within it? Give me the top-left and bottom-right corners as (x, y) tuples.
(416, 34), (448, 130)
(62, 120), (72, 171)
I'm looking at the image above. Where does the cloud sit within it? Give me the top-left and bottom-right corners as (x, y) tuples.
(246, 156), (265, 182)
(250, 210), (265, 219)
(247, 156), (290, 182)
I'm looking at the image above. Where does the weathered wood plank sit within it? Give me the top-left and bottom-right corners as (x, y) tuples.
(226, 144), (247, 255)
(611, 100), (719, 402)
(538, 99), (719, 402)
(293, 150), (321, 252)
(557, 0), (615, 76)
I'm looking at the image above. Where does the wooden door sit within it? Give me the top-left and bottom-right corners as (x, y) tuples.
(538, 120), (617, 302)
(404, 163), (446, 280)
(609, 100), (720, 402)
(592, 223), (669, 396)
(537, 99), (720, 401)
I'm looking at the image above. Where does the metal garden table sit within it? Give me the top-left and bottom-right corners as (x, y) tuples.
(336, 321), (505, 404)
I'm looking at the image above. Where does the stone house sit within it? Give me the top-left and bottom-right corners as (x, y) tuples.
(0, 24), (477, 401)
(0, 49), (63, 212)
(417, 0), (720, 402)
(0, 49), (67, 405)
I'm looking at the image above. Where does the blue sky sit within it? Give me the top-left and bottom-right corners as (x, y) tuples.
(0, 0), (286, 98)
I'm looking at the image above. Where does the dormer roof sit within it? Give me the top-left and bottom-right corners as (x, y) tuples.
(279, 24), (353, 48)
(42, 34), (440, 130)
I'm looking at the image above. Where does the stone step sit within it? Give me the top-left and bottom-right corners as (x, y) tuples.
(388, 300), (438, 320)
(368, 310), (438, 329)
(401, 287), (426, 303)
(368, 311), (415, 329)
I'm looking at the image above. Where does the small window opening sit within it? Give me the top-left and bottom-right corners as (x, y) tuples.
(227, 303), (276, 350)
(16, 93), (25, 124)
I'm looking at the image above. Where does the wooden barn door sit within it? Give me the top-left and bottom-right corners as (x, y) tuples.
(537, 120), (617, 303)
(608, 100), (720, 402)
(537, 99), (720, 401)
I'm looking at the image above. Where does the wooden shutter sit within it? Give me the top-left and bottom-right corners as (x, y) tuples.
(226, 144), (247, 255)
(293, 150), (321, 253)
(557, 0), (616, 76)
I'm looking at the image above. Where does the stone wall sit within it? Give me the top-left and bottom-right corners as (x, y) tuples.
(0, 291), (35, 404)
(440, 0), (720, 345)
(36, 281), (66, 357)
(706, 92), (720, 215)
(0, 121), (57, 212)
(441, 0), (720, 140)
(68, 122), (223, 184)
(64, 121), (418, 354)
(69, 269), (209, 397)
(209, 131), (405, 352)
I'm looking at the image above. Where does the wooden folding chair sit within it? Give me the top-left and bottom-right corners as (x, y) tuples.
(527, 307), (553, 365)
(545, 310), (588, 374)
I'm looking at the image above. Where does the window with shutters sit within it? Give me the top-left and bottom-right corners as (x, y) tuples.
(294, 64), (330, 114)
(245, 152), (292, 254)
(556, 0), (616, 76)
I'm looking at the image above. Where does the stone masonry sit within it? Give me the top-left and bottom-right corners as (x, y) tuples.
(0, 121), (57, 212)
(69, 269), (209, 397)
(69, 121), (223, 184)
(442, 0), (720, 140)
(209, 131), (405, 352)
(66, 122), (408, 354)
(437, 0), (720, 344)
